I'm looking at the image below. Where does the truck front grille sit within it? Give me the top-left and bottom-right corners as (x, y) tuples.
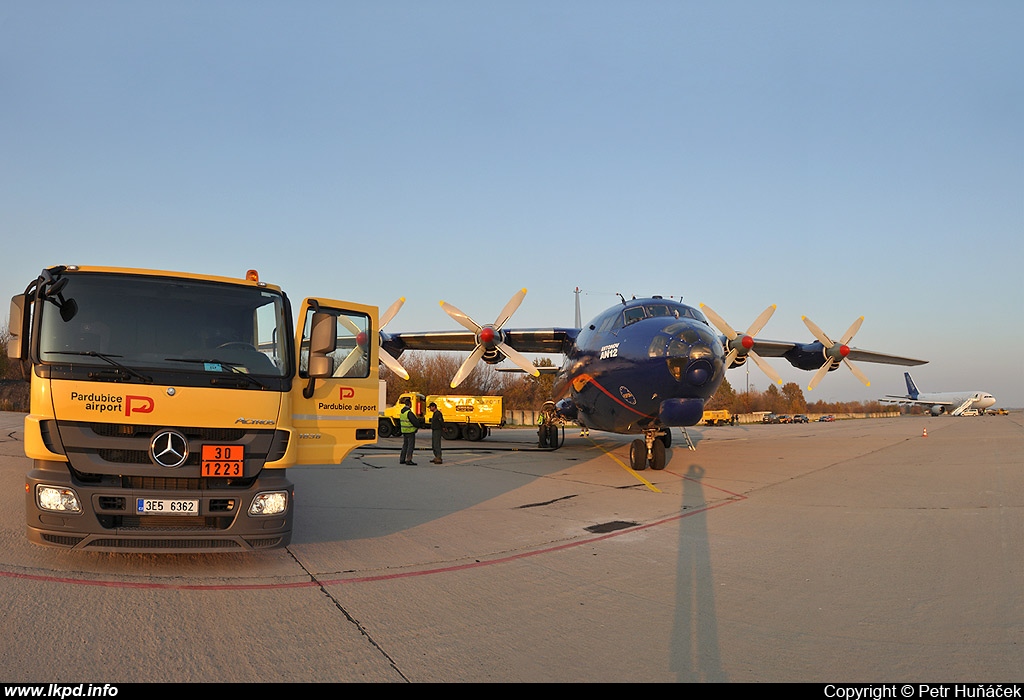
(54, 420), (289, 483)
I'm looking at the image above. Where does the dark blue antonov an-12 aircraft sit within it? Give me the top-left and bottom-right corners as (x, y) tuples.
(378, 289), (926, 471)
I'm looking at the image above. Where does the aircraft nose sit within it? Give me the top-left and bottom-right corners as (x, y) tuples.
(659, 323), (721, 386)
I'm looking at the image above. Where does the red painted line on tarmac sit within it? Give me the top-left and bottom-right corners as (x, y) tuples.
(325, 496), (745, 586)
(667, 469), (749, 501)
(0, 489), (745, 591)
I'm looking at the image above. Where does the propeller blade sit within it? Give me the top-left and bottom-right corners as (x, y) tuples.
(440, 301), (483, 333)
(843, 358), (871, 387)
(724, 348), (739, 366)
(380, 297), (405, 329)
(376, 297), (410, 379)
(749, 351), (783, 386)
(839, 316), (864, 346)
(338, 315), (361, 336)
(497, 342), (540, 377)
(333, 315), (370, 377)
(493, 288), (527, 330)
(807, 359), (834, 391)
(801, 316), (834, 348)
(380, 350), (410, 380)
(699, 303), (738, 339)
(450, 345), (486, 388)
(745, 304), (777, 337)
(333, 347), (364, 378)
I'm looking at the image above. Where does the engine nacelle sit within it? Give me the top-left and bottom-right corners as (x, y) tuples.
(784, 343), (840, 371)
(481, 347), (506, 365)
(930, 405), (946, 416)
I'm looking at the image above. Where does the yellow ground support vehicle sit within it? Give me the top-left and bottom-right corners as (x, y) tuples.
(701, 409), (734, 426)
(8, 265), (379, 552)
(379, 391), (504, 441)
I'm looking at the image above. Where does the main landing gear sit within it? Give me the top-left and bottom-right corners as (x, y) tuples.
(628, 428), (672, 471)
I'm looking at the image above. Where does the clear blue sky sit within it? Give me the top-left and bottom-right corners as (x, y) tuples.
(3, 1), (1022, 406)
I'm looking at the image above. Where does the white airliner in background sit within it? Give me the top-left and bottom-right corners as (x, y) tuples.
(881, 372), (996, 416)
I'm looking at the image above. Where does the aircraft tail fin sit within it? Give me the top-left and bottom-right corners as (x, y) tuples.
(904, 372), (921, 400)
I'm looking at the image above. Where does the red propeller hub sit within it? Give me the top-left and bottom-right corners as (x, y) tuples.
(479, 327), (496, 344)
(839, 344), (850, 358)
(356, 331), (368, 347)
(741, 335), (755, 350)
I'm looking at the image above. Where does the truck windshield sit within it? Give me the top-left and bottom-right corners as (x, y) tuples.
(38, 272), (289, 377)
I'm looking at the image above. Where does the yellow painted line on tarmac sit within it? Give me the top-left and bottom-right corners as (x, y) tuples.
(589, 439), (662, 493)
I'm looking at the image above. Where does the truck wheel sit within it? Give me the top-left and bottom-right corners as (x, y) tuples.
(463, 423), (483, 441)
(378, 418), (393, 438)
(441, 423), (460, 440)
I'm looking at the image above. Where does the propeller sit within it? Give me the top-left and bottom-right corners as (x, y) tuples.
(440, 288), (540, 388)
(801, 315), (870, 390)
(333, 298), (410, 380)
(699, 303), (783, 386)
(378, 297), (410, 380)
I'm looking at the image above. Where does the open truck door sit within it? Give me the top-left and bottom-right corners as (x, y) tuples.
(291, 297), (380, 465)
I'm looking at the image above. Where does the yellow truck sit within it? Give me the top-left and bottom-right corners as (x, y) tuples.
(379, 391), (504, 441)
(8, 265), (379, 552)
(702, 409), (734, 426)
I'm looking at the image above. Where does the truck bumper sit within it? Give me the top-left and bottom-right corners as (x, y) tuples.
(25, 460), (293, 553)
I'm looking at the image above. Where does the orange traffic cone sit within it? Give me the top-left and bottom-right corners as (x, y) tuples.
(922, 427), (928, 438)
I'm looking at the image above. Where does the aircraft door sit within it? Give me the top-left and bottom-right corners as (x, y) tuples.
(290, 297), (379, 465)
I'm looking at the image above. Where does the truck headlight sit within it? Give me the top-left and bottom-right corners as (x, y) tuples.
(249, 491), (288, 516)
(37, 485), (82, 514)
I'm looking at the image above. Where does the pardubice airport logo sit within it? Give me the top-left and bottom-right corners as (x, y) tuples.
(150, 430), (189, 468)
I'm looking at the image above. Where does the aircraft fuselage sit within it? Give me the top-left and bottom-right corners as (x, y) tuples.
(552, 297), (725, 434)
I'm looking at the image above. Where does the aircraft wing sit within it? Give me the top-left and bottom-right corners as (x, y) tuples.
(748, 338), (928, 366)
(384, 328), (579, 357)
(879, 396), (953, 406)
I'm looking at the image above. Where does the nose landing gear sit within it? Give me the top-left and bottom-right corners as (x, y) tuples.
(628, 428), (672, 471)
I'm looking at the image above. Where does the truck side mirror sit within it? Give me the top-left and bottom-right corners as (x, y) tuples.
(307, 311), (337, 379)
(8, 296), (26, 360)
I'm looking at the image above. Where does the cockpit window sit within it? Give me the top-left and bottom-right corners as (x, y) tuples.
(598, 301), (707, 333)
(645, 304), (673, 318)
(623, 307), (646, 326)
(595, 309), (621, 333)
(682, 306), (707, 322)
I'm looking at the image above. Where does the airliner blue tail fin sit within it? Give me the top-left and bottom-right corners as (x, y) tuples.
(904, 372), (920, 399)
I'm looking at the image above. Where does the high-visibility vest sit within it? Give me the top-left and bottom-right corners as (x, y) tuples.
(400, 407), (417, 434)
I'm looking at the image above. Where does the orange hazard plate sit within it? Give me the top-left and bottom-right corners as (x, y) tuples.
(201, 444), (244, 477)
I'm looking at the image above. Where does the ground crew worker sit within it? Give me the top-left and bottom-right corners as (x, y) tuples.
(428, 401), (444, 464)
(537, 413), (548, 448)
(399, 397), (420, 465)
